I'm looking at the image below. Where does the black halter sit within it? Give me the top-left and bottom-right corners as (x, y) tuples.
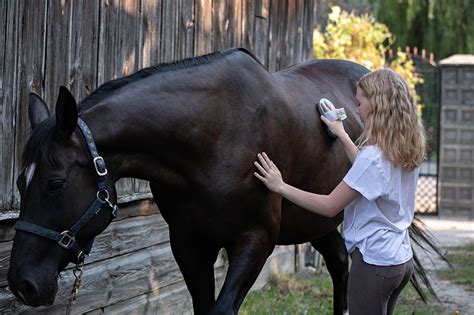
(15, 118), (118, 264)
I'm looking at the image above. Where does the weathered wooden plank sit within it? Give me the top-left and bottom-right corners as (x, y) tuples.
(303, 0), (318, 61)
(293, 0), (305, 63)
(12, 1), (49, 212)
(68, 0), (100, 100)
(97, 0), (142, 87)
(268, 0), (282, 71)
(194, 0), (212, 56)
(115, 198), (159, 219)
(89, 213), (170, 262)
(286, 0), (297, 67)
(85, 279), (193, 315)
(0, 1), (5, 60)
(230, 0), (242, 47)
(253, 0), (270, 66)
(161, 0), (179, 62)
(241, 0), (256, 52)
(1, 1), (17, 210)
(0, 0), (16, 212)
(0, 1), (6, 104)
(140, 0), (162, 68)
(85, 265), (227, 314)
(96, 0), (107, 86)
(133, 180), (151, 195)
(177, 0), (195, 59)
(212, 0), (227, 51)
(44, 0), (72, 105)
(215, 0), (241, 48)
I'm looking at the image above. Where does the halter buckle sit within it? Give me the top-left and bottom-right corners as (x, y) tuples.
(97, 190), (110, 203)
(58, 231), (75, 249)
(93, 156), (108, 176)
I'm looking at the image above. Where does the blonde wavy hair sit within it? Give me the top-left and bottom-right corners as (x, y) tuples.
(356, 69), (426, 170)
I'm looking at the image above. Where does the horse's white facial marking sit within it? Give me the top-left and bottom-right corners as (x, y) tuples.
(25, 163), (36, 188)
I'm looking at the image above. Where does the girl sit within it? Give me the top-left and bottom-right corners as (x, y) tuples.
(254, 69), (425, 315)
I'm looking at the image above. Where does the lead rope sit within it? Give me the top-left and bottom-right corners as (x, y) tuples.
(65, 262), (85, 315)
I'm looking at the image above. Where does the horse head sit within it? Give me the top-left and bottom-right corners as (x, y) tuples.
(8, 87), (117, 306)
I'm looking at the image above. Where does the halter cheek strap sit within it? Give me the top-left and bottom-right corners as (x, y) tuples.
(15, 118), (118, 264)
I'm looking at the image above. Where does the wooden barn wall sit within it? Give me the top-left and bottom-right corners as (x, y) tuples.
(0, 0), (323, 313)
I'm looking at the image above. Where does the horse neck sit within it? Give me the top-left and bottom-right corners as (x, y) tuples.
(78, 52), (266, 184)
(79, 77), (214, 184)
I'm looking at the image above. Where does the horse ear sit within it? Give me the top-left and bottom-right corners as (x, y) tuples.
(28, 93), (50, 130)
(55, 86), (78, 137)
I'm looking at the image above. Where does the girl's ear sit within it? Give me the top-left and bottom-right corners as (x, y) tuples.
(55, 86), (78, 138)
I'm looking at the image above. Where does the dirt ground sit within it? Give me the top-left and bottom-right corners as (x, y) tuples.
(415, 216), (474, 314)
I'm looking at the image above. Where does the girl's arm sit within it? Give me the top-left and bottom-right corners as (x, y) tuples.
(254, 152), (359, 217)
(320, 115), (359, 163)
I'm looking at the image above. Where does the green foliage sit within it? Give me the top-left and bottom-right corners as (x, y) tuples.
(313, 6), (390, 70)
(313, 6), (423, 109)
(370, 0), (474, 60)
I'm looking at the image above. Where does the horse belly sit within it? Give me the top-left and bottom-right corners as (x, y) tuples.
(277, 204), (343, 244)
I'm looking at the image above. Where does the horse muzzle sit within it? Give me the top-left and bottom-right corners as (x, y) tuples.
(8, 268), (58, 307)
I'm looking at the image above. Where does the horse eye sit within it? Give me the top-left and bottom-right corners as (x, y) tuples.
(47, 179), (67, 195)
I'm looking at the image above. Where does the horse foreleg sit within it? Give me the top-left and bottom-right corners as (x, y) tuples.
(311, 229), (348, 315)
(169, 227), (220, 315)
(210, 228), (275, 315)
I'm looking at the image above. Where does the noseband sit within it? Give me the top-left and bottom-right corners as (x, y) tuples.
(15, 118), (118, 264)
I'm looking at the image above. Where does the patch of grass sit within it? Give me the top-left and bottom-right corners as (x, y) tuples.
(240, 271), (445, 315)
(240, 272), (334, 315)
(395, 283), (446, 315)
(437, 242), (474, 290)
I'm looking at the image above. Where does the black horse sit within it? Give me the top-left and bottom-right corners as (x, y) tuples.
(8, 48), (368, 314)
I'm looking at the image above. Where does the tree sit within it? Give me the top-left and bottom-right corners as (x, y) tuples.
(313, 6), (423, 105)
(370, 0), (474, 60)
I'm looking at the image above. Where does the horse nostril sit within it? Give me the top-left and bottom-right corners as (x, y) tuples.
(18, 279), (39, 305)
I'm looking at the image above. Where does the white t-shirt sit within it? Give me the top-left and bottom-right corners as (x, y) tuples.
(343, 145), (418, 266)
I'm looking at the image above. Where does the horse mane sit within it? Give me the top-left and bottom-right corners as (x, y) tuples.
(22, 48), (262, 167)
(79, 47), (261, 112)
(22, 117), (58, 168)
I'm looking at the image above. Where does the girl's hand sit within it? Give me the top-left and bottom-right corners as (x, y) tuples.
(254, 152), (285, 193)
(319, 102), (347, 138)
